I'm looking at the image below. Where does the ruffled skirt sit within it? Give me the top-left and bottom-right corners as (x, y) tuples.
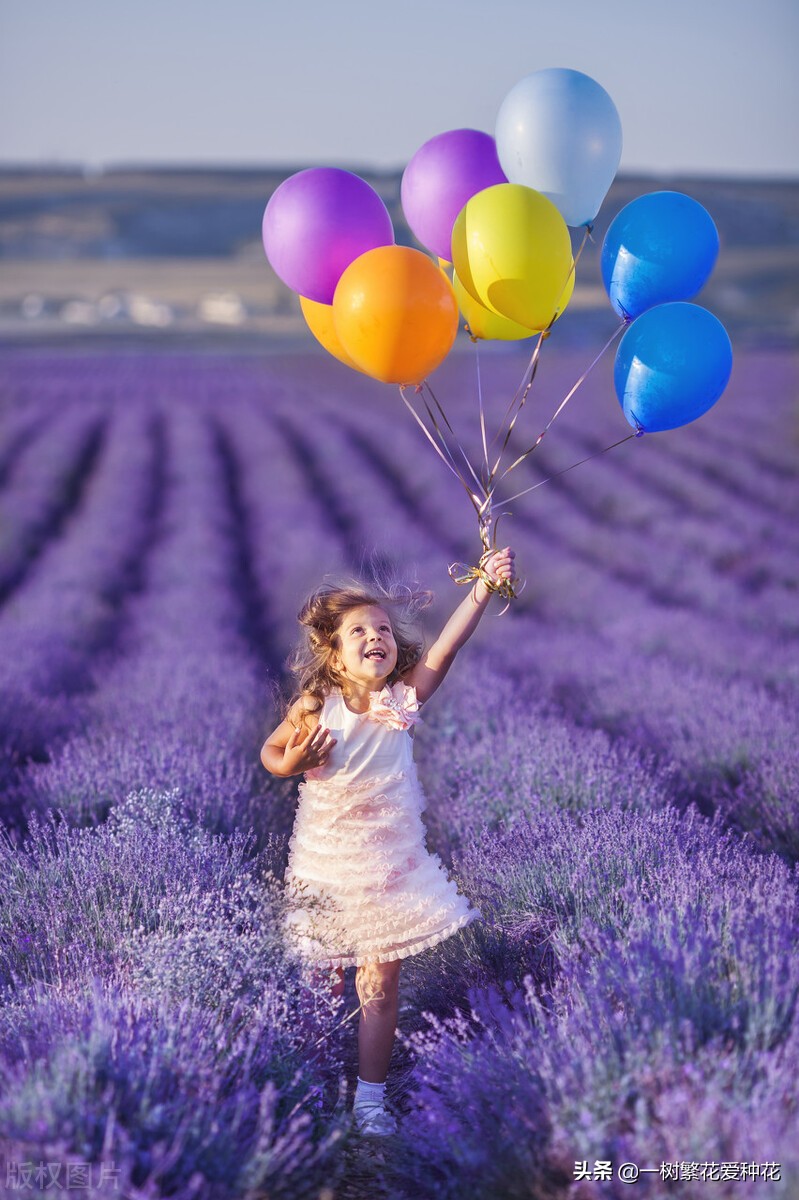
(283, 767), (481, 968)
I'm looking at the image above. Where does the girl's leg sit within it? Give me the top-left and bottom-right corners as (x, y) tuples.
(355, 959), (401, 1083)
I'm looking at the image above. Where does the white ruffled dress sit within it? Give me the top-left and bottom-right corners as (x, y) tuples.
(283, 681), (480, 967)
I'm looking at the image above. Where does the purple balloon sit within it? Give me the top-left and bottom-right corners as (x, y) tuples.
(262, 168), (394, 304)
(401, 129), (507, 261)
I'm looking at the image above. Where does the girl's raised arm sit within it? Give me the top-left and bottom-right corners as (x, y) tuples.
(403, 547), (516, 705)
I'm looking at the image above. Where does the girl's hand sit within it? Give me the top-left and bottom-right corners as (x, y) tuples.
(281, 723), (337, 775)
(483, 546), (516, 587)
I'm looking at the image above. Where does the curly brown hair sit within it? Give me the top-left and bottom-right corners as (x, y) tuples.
(285, 574), (433, 724)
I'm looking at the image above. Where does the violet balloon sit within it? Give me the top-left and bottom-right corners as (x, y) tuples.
(401, 129), (507, 261)
(262, 168), (394, 304)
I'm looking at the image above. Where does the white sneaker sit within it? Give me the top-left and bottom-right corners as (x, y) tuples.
(353, 1100), (398, 1137)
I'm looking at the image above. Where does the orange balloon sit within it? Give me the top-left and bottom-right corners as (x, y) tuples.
(300, 295), (365, 372)
(333, 246), (459, 385)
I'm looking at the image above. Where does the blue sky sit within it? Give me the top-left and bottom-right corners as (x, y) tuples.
(1, 0), (797, 176)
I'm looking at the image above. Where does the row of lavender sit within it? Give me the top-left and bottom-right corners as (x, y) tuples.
(1, 348), (797, 1198)
(0, 357), (353, 1197)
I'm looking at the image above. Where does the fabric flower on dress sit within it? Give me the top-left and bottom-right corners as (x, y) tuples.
(365, 682), (421, 731)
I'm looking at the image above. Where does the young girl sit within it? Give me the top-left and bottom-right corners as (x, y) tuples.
(261, 547), (516, 1138)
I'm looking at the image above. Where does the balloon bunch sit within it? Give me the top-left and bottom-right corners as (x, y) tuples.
(262, 68), (732, 602)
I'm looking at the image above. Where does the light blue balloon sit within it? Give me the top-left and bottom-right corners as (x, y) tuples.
(495, 68), (622, 227)
(601, 191), (719, 320)
(614, 302), (733, 433)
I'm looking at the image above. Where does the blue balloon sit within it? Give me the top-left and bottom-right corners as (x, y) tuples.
(614, 302), (732, 433)
(601, 191), (719, 319)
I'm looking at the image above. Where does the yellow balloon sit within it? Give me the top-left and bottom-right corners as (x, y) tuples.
(453, 272), (533, 342)
(300, 294), (366, 372)
(333, 245), (459, 385)
(437, 257), (454, 289)
(452, 183), (575, 331)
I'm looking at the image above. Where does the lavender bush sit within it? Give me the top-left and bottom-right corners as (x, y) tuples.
(389, 975), (798, 1200)
(0, 977), (348, 1200)
(390, 803), (799, 1197)
(0, 791), (352, 1195)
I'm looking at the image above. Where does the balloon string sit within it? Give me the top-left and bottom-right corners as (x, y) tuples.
(420, 385), (476, 488)
(489, 329), (547, 457)
(499, 317), (629, 480)
(399, 385), (486, 520)
(484, 324), (547, 482)
(544, 222), (592, 326)
(474, 339), (490, 485)
(484, 331), (547, 480)
(401, 227), (607, 615)
(572, 223), (593, 272)
(423, 380), (486, 499)
(443, 492), (522, 615)
(499, 430), (640, 506)
(488, 222), (591, 465)
(398, 385), (516, 608)
(451, 424), (639, 610)
(487, 224), (591, 461)
(399, 385), (473, 497)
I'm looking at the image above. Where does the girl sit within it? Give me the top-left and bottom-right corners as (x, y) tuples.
(261, 547), (516, 1138)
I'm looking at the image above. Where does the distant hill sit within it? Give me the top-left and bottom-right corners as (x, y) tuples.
(1, 167), (797, 346)
(2, 165), (798, 259)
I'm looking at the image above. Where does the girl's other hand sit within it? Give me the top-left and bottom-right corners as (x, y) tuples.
(282, 723), (337, 775)
(484, 546), (516, 585)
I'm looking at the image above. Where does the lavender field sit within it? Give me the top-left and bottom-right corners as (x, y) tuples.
(0, 338), (797, 1199)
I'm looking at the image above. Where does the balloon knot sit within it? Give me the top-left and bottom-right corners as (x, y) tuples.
(447, 549), (519, 606)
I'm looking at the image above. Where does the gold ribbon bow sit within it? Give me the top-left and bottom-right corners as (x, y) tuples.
(448, 516), (521, 609)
